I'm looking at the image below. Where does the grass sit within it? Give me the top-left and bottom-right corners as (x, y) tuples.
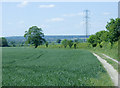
(39, 42), (118, 61)
(118, 39), (120, 60)
(89, 46), (118, 61)
(2, 47), (113, 86)
(76, 42), (118, 61)
(95, 52), (118, 72)
(0, 47), (2, 88)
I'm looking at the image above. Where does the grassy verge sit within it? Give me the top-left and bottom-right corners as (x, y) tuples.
(0, 47), (2, 88)
(88, 46), (118, 61)
(38, 41), (118, 61)
(94, 52), (118, 72)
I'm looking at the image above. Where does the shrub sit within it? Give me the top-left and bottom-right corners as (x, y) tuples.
(61, 39), (68, 48)
(67, 40), (73, 48)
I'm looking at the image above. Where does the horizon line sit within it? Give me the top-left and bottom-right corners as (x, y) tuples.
(1, 34), (91, 37)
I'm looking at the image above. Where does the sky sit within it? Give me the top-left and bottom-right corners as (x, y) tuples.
(2, 1), (118, 37)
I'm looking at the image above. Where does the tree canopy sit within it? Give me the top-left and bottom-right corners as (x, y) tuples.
(67, 40), (73, 48)
(87, 35), (97, 47)
(106, 18), (120, 45)
(56, 39), (61, 44)
(61, 39), (68, 48)
(0, 37), (8, 47)
(24, 26), (45, 48)
(87, 18), (120, 47)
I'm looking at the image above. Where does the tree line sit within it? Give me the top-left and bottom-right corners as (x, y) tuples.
(87, 18), (120, 48)
(1, 18), (119, 48)
(24, 26), (79, 48)
(0, 37), (8, 47)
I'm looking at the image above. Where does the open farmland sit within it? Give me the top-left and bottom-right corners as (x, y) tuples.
(2, 47), (113, 86)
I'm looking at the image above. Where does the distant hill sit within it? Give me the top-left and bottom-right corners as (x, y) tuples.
(5, 35), (90, 44)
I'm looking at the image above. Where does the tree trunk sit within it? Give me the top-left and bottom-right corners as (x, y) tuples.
(110, 42), (113, 49)
(35, 44), (38, 48)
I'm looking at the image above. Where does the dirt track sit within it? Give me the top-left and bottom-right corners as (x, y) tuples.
(102, 54), (119, 64)
(93, 53), (118, 86)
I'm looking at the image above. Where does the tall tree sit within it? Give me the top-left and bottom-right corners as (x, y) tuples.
(56, 39), (61, 44)
(100, 31), (109, 42)
(61, 39), (68, 48)
(95, 30), (107, 44)
(67, 40), (73, 48)
(0, 37), (8, 47)
(106, 18), (120, 46)
(74, 43), (77, 49)
(24, 26), (45, 48)
(87, 35), (97, 47)
(10, 41), (16, 47)
(45, 42), (48, 47)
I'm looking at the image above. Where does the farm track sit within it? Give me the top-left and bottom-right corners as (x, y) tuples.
(102, 54), (119, 64)
(93, 53), (118, 86)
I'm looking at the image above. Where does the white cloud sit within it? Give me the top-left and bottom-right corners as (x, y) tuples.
(47, 18), (64, 22)
(63, 12), (85, 17)
(39, 4), (55, 8)
(17, 1), (28, 7)
(103, 12), (111, 15)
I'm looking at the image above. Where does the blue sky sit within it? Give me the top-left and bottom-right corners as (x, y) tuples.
(2, 2), (118, 37)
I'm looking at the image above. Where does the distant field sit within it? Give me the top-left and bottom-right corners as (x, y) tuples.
(2, 47), (113, 86)
(38, 41), (118, 61)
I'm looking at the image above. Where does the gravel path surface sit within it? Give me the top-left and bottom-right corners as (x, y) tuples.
(102, 54), (119, 64)
(93, 53), (118, 86)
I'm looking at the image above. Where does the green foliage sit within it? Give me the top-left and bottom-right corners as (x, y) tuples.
(10, 41), (16, 47)
(74, 43), (77, 49)
(119, 38), (120, 60)
(89, 41), (118, 61)
(87, 35), (97, 47)
(77, 43), (91, 49)
(74, 39), (80, 43)
(24, 26), (45, 48)
(2, 48), (113, 86)
(74, 39), (84, 43)
(51, 42), (55, 45)
(96, 53), (118, 72)
(87, 30), (110, 48)
(45, 42), (48, 47)
(67, 40), (73, 48)
(21, 42), (24, 46)
(100, 31), (109, 42)
(56, 39), (61, 44)
(0, 38), (2, 47)
(96, 30), (108, 44)
(61, 39), (68, 48)
(106, 18), (120, 45)
(74, 39), (78, 43)
(88, 18), (120, 47)
(0, 37), (8, 47)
